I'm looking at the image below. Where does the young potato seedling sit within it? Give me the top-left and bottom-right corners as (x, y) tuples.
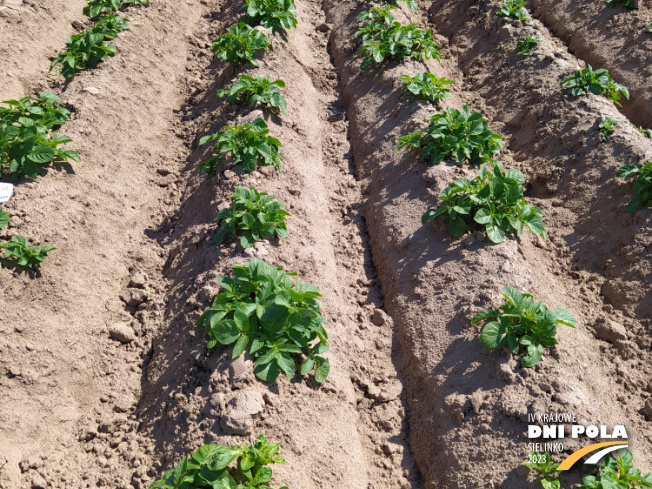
(471, 286), (576, 367)
(197, 258), (330, 383)
(561, 65), (629, 108)
(399, 73), (455, 104)
(50, 27), (119, 79)
(495, 0), (531, 22)
(212, 23), (271, 67)
(634, 124), (652, 139)
(357, 12), (440, 70)
(355, 5), (396, 42)
(579, 449), (652, 489)
(524, 452), (560, 489)
(422, 161), (547, 243)
(242, 0), (297, 33)
(217, 74), (287, 115)
(83, 0), (149, 18)
(0, 236), (56, 269)
(214, 186), (290, 248)
(617, 160), (652, 212)
(93, 14), (130, 39)
(397, 105), (503, 166)
(150, 434), (289, 489)
(516, 36), (540, 56)
(385, 0), (418, 12)
(598, 114), (619, 141)
(199, 117), (282, 175)
(1, 93), (81, 180)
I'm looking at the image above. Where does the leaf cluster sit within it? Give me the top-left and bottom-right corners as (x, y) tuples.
(0, 92), (80, 180)
(358, 17), (440, 70)
(212, 23), (271, 67)
(199, 117), (282, 176)
(217, 75), (287, 115)
(385, 0), (418, 12)
(634, 125), (652, 139)
(516, 36), (539, 56)
(197, 258), (330, 383)
(561, 65), (630, 107)
(422, 161), (547, 243)
(150, 434), (289, 489)
(0, 235), (56, 269)
(647, 22), (652, 33)
(397, 105), (503, 166)
(242, 0), (297, 33)
(0, 210), (8, 228)
(93, 14), (131, 39)
(83, 0), (149, 18)
(580, 450), (652, 489)
(471, 286), (576, 367)
(598, 114), (619, 141)
(399, 72), (455, 104)
(604, 0), (635, 9)
(355, 6), (396, 42)
(525, 452), (560, 489)
(495, 0), (531, 22)
(617, 160), (652, 212)
(214, 187), (290, 248)
(50, 25), (120, 79)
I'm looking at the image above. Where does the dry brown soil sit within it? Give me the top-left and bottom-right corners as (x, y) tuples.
(0, 0), (651, 488)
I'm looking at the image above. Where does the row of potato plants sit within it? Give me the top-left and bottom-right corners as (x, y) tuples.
(0, 0), (152, 269)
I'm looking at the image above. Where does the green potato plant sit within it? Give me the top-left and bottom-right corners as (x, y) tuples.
(634, 125), (652, 139)
(217, 74), (288, 115)
(242, 0), (297, 33)
(616, 160), (652, 212)
(399, 72), (455, 104)
(150, 434), (289, 489)
(212, 23), (271, 67)
(385, 0), (418, 12)
(83, 0), (149, 18)
(93, 14), (130, 39)
(214, 186), (290, 248)
(358, 13), (440, 70)
(0, 236), (56, 269)
(495, 0), (531, 22)
(0, 210), (8, 228)
(598, 114), (619, 141)
(50, 28), (118, 79)
(561, 65), (629, 107)
(1, 93), (81, 180)
(604, 0), (635, 9)
(516, 36), (540, 56)
(355, 5), (396, 42)
(197, 258), (330, 383)
(421, 161), (547, 243)
(198, 117), (282, 175)
(397, 105), (503, 166)
(579, 449), (652, 489)
(525, 452), (560, 489)
(471, 286), (576, 367)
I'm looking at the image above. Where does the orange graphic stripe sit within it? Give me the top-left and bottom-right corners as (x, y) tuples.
(557, 441), (628, 471)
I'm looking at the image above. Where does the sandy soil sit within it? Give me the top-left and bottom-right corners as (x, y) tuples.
(0, 0), (650, 488)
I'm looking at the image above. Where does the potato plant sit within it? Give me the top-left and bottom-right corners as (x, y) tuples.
(471, 286), (576, 367)
(397, 105), (503, 166)
(422, 161), (547, 243)
(399, 73), (455, 104)
(214, 186), (290, 248)
(197, 258), (330, 383)
(50, 28), (118, 79)
(525, 452), (560, 489)
(199, 117), (282, 175)
(0, 210), (8, 228)
(495, 0), (531, 22)
(357, 11), (440, 70)
(604, 0), (635, 9)
(516, 36), (539, 56)
(385, 0), (418, 12)
(83, 0), (149, 18)
(212, 23), (271, 67)
(1, 93), (80, 181)
(150, 434), (289, 489)
(217, 74), (287, 115)
(598, 114), (619, 141)
(617, 160), (652, 212)
(634, 125), (652, 139)
(242, 0), (297, 33)
(579, 449), (652, 489)
(93, 14), (130, 39)
(561, 65), (629, 107)
(0, 236), (56, 269)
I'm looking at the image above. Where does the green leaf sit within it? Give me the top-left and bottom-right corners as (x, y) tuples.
(552, 308), (576, 328)
(27, 145), (55, 163)
(314, 357), (330, 383)
(479, 321), (508, 350)
(486, 223), (505, 243)
(448, 217), (466, 237)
